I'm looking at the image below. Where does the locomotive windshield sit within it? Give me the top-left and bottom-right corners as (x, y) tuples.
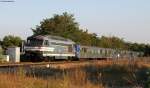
(27, 38), (43, 46)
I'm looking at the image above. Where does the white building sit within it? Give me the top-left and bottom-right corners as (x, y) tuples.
(6, 47), (20, 63)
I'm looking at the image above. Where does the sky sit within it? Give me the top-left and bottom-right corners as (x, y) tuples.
(0, 0), (150, 44)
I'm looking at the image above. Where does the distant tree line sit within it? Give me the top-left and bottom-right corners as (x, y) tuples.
(31, 12), (150, 56)
(0, 12), (150, 56)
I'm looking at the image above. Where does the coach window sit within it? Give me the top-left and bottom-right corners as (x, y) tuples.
(44, 40), (49, 46)
(82, 48), (87, 53)
(108, 50), (111, 55)
(100, 49), (102, 54)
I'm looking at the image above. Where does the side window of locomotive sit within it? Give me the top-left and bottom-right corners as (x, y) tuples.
(44, 40), (49, 46)
(68, 45), (73, 52)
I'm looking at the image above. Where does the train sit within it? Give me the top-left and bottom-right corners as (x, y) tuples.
(24, 35), (142, 61)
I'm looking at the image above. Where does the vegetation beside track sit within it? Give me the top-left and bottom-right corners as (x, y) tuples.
(0, 69), (102, 88)
(0, 58), (150, 88)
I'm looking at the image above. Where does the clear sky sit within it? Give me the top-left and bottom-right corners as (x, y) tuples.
(0, 0), (150, 44)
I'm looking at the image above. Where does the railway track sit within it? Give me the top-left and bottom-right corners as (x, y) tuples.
(0, 58), (149, 69)
(0, 60), (95, 68)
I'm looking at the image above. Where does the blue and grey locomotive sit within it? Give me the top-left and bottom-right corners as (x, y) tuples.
(24, 35), (76, 61)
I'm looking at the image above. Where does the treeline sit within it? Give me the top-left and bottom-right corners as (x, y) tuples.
(0, 12), (150, 56)
(32, 12), (150, 56)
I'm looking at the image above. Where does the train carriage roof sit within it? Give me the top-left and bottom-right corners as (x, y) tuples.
(80, 45), (114, 50)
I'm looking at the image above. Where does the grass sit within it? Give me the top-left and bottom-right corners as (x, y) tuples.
(0, 57), (150, 88)
(0, 73), (47, 88)
(0, 69), (103, 88)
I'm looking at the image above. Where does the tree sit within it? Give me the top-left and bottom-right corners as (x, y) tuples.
(31, 12), (150, 56)
(99, 36), (125, 49)
(90, 33), (100, 46)
(32, 12), (97, 46)
(2, 35), (22, 49)
(32, 12), (79, 37)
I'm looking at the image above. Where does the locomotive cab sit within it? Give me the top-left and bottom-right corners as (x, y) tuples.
(26, 38), (44, 47)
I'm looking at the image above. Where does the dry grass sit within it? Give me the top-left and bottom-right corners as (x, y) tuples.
(0, 73), (47, 88)
(0, 70), (103, 88)
(0, 57), (150, 88)
(60, 69), (104, 88)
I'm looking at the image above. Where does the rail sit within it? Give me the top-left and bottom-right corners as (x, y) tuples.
(0, 57), (149, 68)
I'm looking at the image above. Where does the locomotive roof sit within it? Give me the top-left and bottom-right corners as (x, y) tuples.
(27, 35), (75, 44)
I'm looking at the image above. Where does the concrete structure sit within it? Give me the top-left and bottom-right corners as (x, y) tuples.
(0, 55), (9, 62)
(4, 55), (9, 62)
(6, 47), (20, 63)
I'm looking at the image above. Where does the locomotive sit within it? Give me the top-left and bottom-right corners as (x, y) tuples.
(24, 35), (141, 61)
